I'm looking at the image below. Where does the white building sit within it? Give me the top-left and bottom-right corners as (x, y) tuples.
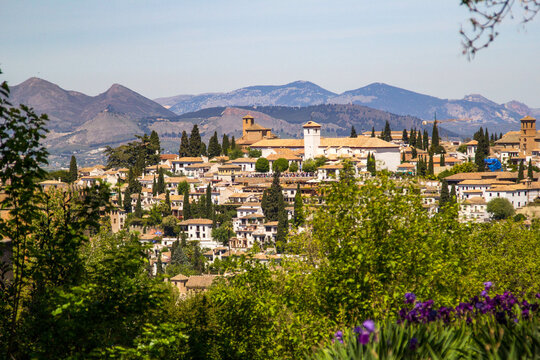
(179, 218), (219, 249)
(459, 196), (489, 222)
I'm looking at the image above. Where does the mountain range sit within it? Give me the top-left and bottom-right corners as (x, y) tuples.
(8, 77), (539, 167)
(155, 81), (540, 136)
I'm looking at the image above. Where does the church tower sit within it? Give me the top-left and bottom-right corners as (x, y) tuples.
(242, 114), (255, 137)
(520, 116), (536, 155)
(303, 121), (321, 160)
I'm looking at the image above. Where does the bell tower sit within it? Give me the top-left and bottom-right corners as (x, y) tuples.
(520, 116), (536, 155)
(303, 121), (321, 160)
(242, 114), (255, 137)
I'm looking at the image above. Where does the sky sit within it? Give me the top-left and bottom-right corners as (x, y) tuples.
(1, 0), (540, 107)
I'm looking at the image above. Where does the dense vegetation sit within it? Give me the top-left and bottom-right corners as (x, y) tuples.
(2, 71), (540, 359)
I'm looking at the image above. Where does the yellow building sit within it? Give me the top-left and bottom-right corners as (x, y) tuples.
(236, 114), (278, 148)
(496, 116), (540, 155)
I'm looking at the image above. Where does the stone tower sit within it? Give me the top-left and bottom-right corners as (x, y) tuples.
(520, 116), (536, 155)
(242, 114), (255, 137)
(303, 121), (321, 160)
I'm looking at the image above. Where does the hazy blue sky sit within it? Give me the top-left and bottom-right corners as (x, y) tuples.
(1, 0), (539, 106)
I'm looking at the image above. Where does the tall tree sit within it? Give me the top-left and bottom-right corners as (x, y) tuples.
(69, 155), (78, 183)
(416, 130), (423, 150)
(410, 128), (416, 147)
(117, 186), (123, 208)
(262, 172), (284, 221)
(428, 153), (434, 176)
(222, 134), (230, 156)
(205, 183), (213, 219)
(423, 129), (429, 150)
(293, 184), (304, 227)
(189, 125), (202, 157)
(411, 147), (418, 159)
(382, 121), (392, 142)
(517, 160), (525, 183)
(179, 130), (189, 157)
(163, 190), (172, 217)
(135, 193), (143, 218)
(430, 121), (441, 153)
(350, 126), (357, 138)
(149, 130), (161, 155)
(208, 131), (221, 158)
(402, 129), (408, 144)
(200, 142), (207, 157)
(157, 167), (165, 194)
(152, 176), (157, 197)
(182, 186), (191, 220)
(450, 185), (457, 204)
(528, 158), (534, 180)
(440, 154), (445, 167)
(440, 179), (450, 209)
(230, 136), (236, 150)
(367, 152), (376, 175)
(371, 126), (375, 138)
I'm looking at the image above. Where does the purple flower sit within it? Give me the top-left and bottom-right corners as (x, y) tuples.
(363, 320), (375, 333)
(484, 282), (493, 290)
(481, 290), (488, 297)
(405, 293), (416, 304)
(357, 331), (370, 345)
(334, 330), (343, 344)
(409, 337), (419, 351)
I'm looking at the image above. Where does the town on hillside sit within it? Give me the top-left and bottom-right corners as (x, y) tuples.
(31, 113), (540, 290)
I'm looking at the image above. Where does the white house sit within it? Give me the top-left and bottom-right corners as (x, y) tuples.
(179, 218), (219, 249)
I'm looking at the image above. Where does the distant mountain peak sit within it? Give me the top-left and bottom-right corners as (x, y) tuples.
(463, 94), (498, 106)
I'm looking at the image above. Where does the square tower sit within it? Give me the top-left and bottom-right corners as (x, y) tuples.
(303, 121), (321, 160)
(242, 114), (255, 137)
(520, 116), (536, 155)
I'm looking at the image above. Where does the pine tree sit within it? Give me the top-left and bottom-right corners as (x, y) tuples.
(189, 125), (202, 157)
(157, 167), (165, 194)
(423, 129), (429, 150)
(350, 126), (357, 138)
(293, 184), (304, 227)
(371, 126), (375, 138)
(517, 161), (525, 183)
(528, 159), (534, 180)
(428, 153), (434, 176)
(208, 131), (221, 158)
(182, 187), (191, 220)
(205, 183), (213, 219)
(410, 128), (416, 146)
(149, 130), (161, 155)
(135, 193), (143, 218)
(440, 154), (445, 167)
(440, 179), (450, 209)
(179, 131), (189, 157)
(222, 134), (230, 155)
(402, 129), (408, 144)
(416, 131), (423, 150)
(69, 155), (78, 183)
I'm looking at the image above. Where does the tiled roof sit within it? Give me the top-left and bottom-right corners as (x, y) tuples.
(179, 218), (213, 225)
(303, 121), (321, 128)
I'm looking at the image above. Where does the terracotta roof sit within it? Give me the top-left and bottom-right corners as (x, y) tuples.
(172, 157), (204, 163)
(219, 164), (242, 170)
(170, 274), (188, 281)
(465, 140), (478, 146)
(245, 123), (270, 131)
(231, 158), (258, 163)
(522, 116), (536, 121)
(303, 121), (321, 128)
(397, 163), (415, 168)
(266, 153), (301, 161)
(318, 164), (343, 170)
(160, 154), (178, 160)
(320, 137), (399, 148)
(463, 196), (486, 205)
(179, 218), (213, 225)
(251, 139), (304, 148)
(186, 275), (218, 289)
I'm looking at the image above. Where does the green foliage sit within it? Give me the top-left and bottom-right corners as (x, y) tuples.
(528, 159), (534, 180)
(371, 126), (375, 138)
(487, 198), (515, 220)
(179, 130), (189, 157)
(381, 121), (392, 142)
(182, 187), (191, 220)
(416, 130), (423, 149)
(255, 157), (270, 173)
(289, 162), (299, 173)
(262, 172), (285, 222)
(518, 160), (525, 182)
(457, 144), (467, 153)
(135, 193), (143, 218)
(105, 133), (159, 170)
(350, 126), (357, 138)
(367, 153), (376, 175)
(212, 222), (235, 247)
(177, 180), (189, 195)
(302, 158), (318, 173)
(162, 215), (178, 237)
(221, 134), (230, 156)
(248, 148), (262, 158)
(402, 129), (408, 144)
(439, 179), (450, 209)
(46, 169), (71, 183)
(438, 161), (478, 180)
(188, 125), (202, 157)
(474, 127), (490, 171)
(272, 158), (289, 172)
(208, 131), (221, 158)
(293, 184), (304, 227)
(228, 147), (244, 160)
(69, 155), (78, 183)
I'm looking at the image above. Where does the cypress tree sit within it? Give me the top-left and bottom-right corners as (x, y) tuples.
(262, 172), (283, 221)
(440, 179), (450, 209)
(440, 154), (445, 167)
(182, 187), (191, 220)
(528, 159), (534, 180)
(293, 184), (304, 227)
(231, 136), (236, 150)
(69, 155), (78, 183)
(411, 147), (417, 159)
(350, 126), (357, 138)
(200, 142), (207, 156)
(123, 187), (132, 213)
(416, 131), (423, 150)
(117, 187), (123, 208)
(135, 193), (143, 218)
(276, 195), (288, 252)
(149, 130), (161, 155)
(189, 125), (202, 157)
(423, 129), (429, 150)
(222, 134), (230, 155)
(517, 161), (525, 183)
(428, 153), (434, 176)
(474, 127), (487, 171)
(371, 126), (375, 138)
(179, 131), (189, 157)
(410, 128), (416, 147)
(382, 121), (392, 142)
(401, 152), (406, 163)
(450, 185), (457, 203)
(431, 121), (440, 153)
(163, 190), (172, 217)
(402, 129), (408, 144)
(157, 167), (165, 194)
(208, 131), (221, 158)
(156, 253), (164, 275)
(205, 183), (213, 219)
(367, 152), (376, 175)
(152, 176), (157, 196)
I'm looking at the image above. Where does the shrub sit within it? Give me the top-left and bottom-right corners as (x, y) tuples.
(255, 157), (269, 173)
(487, 198), (515, 220)
(272, 158), (289, 173)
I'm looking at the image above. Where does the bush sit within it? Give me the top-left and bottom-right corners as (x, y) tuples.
(255, 158), (269, 173)
(272, 158), (289, 172)
(487, 198), (515, 220)
(302, 159), (318, 173)
(248, 148), (262, 158)
(289, 162), (299, 173)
